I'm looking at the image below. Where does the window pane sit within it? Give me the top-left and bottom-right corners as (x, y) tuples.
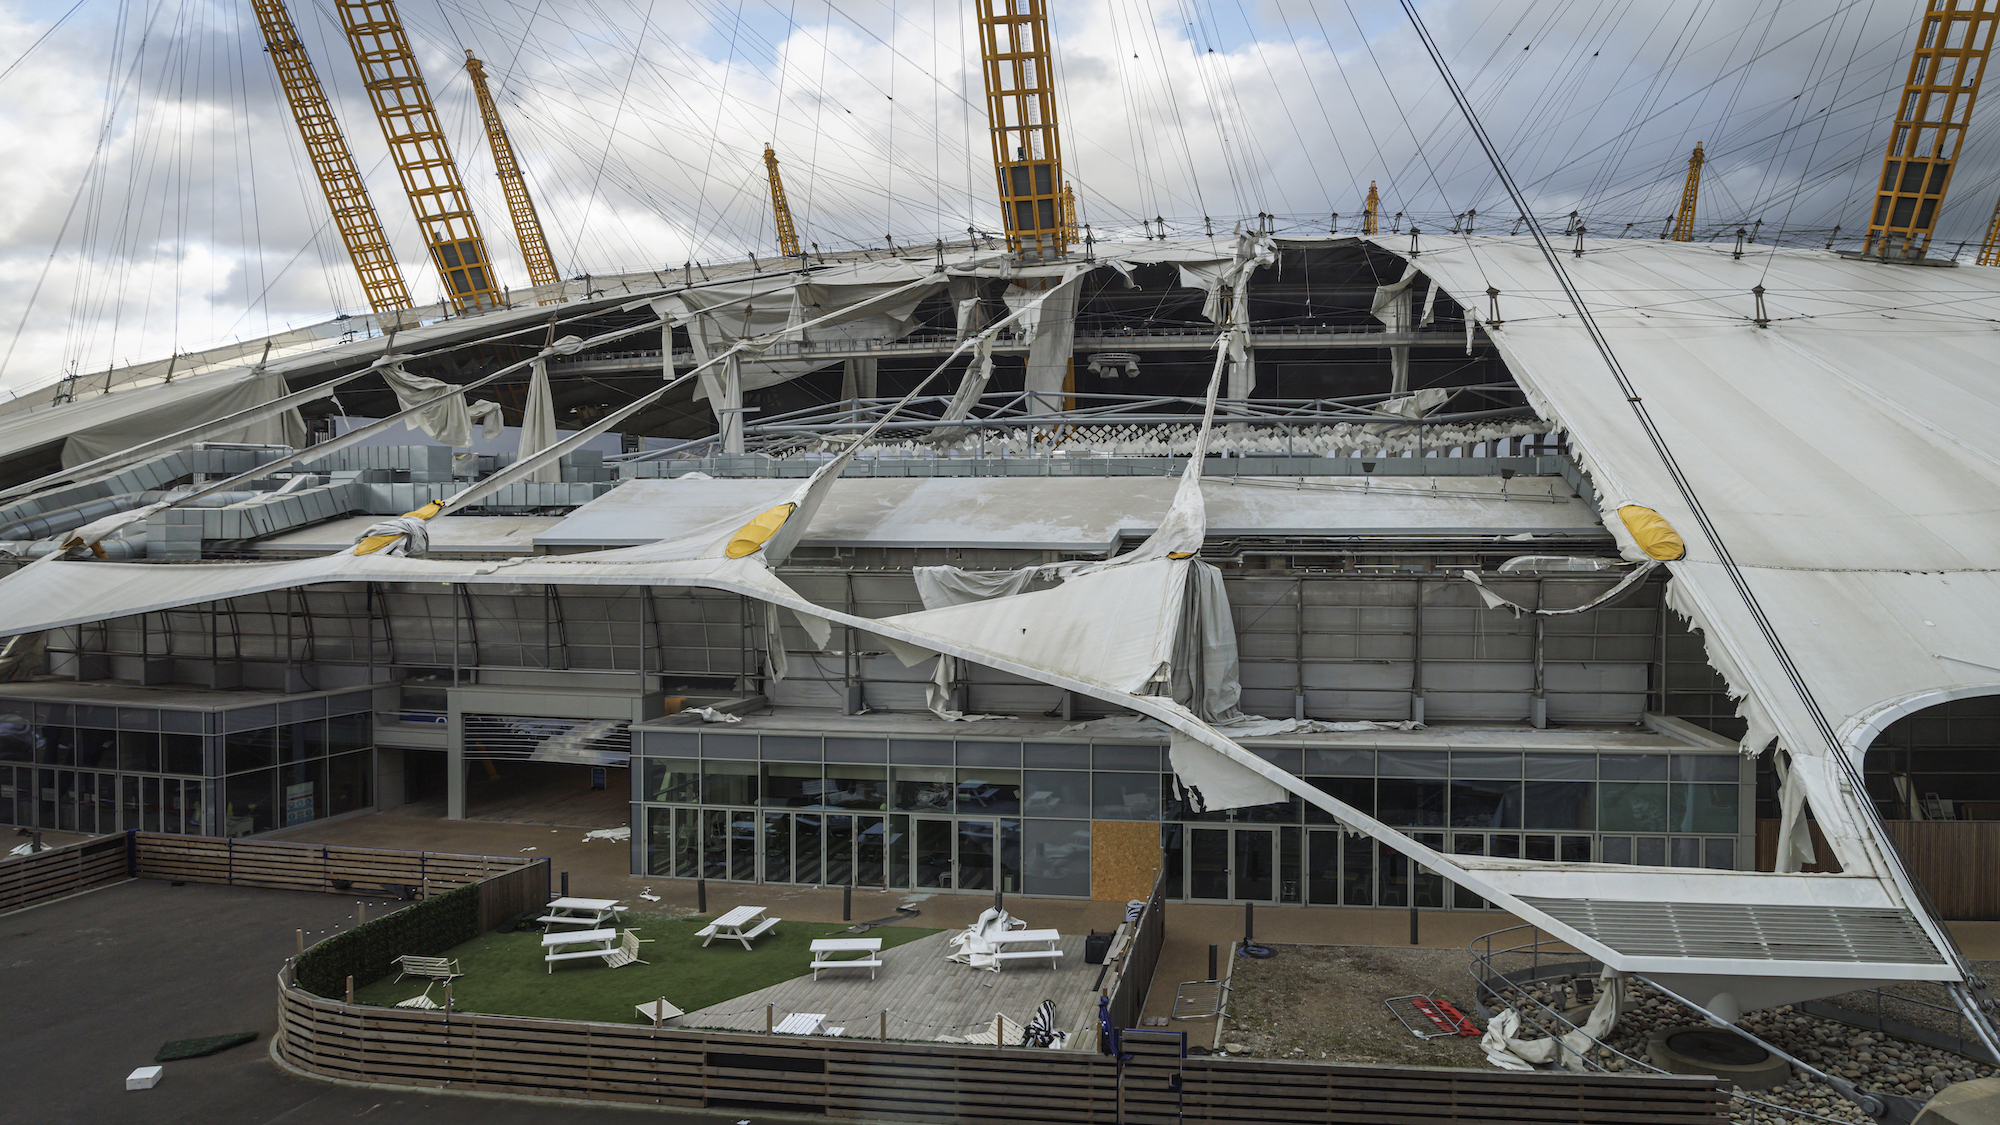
(1704, 838), (1737, 870)
(118, 731), (160, 773)
(183, 779), (205, 835)
(75, 729), (117, 770)
(644, 758), (701, 803)
(1377, 778), (1444, 826)
(1342, 833), (1374, 905)
(300, 720), (329, 760)
(226, 728), (276, 774)
(1601, 836), (1632, 864)
(328, 713), (370, 754)
(1304, 748), (1374, 776)
(646, 806), (675, 876)
(1670, 837), (1701, 868)
(794, 813), (823, 884)
(957, 820), (995, 890)
(1450, 780), (1522, 828)
(1525, 753), (1595, 780)
(0, 716), (31, 763)
(1671, 783), (1739, 834)
(999, 819), (1022, 895)
(826, 815), (854, 885)
(824, 764), (887, 811)
(762, 812), (791, 882)
(1377, 841), (1408, 907)
(915, 818), (952, 888)
(328, 751), (372, 815)
(673, 807), (699, 878)
(1023, 820), (1090, 896)
(1092, 772), (1159, 820)
(1635, 836), (1667, 866)
(892, 766), (953, 812)
(1235, 831), (1274, 901)
(763, 762), (822, 807)
(1561, 836), (1592, 862)
(1304, 777), (1373, 824)
(225, 769), (276, 837)
(1189, 829), (1229, 899)
(856, 815), (886, 886)
(1451, 752), (1521, 779)
(40, 727), (75, 766)
(1600, 781), (1668, 832)
(1525, 834), (1556, 861)
(1379, 751), (1447, 778)
(702, 809), (728, 878)
(162, 734), (204, 777)
(958, 768), (1021, 815)
(730, 814), (755, 881)
(1600, 754), (1667, 781)
(1673, 755), (1737, 783)
(702, 761), (758, 806)
(1023, 742), (1087, 769)
(887, 814), (910, 889)
(1524, 780), (1595, 830)
(1024, 770), (1088, 817)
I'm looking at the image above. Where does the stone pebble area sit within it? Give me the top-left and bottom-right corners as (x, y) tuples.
(1495, 977), (1997, 1124)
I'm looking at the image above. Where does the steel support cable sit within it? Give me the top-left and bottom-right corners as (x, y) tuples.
(1398, 0), (2000, 1052)
(1758, 0), (1875, 283)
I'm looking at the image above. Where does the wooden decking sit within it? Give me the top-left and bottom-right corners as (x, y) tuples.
(682, 931), (1101, 1049)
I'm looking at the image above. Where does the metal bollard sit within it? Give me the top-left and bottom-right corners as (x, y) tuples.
(1410, 903), (1420, 946)
(560, 871), (569, 899)
(346, 975), (354, 1004)
(1208, 943), (1218, 982)
(842, 884), (851, 922)
(296, 929), (305, 956)
(697, 878), (707, 913)
(1244, 902), (1254, 944)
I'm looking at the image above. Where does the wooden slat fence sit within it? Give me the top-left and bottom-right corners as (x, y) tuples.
(1759, 818), (2000, 919)
(132, 833), (543, 901)
(0, 833), (129, 913)
(274, 976), (1728, 1124)
(1882, 820), (2000, 921)
(1104, 866), (1168, 1035)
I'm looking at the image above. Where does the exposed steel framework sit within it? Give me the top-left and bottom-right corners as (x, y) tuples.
(1864, 0), (1999, 259)
(1980, 193), (2000, 265)
(465, 51), (559, 290)
(1059, 181), (1078, 246)
(976, 0), (1067, 261)
(1669, 142), (1704, 242)
(764, 144), (802, 258)
(1363, 181), (1380, 234)
(336, 0), (502, 312)
(251, 0), (412, 315)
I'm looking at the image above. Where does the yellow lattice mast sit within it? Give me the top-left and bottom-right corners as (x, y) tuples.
(251, 0), (412, 315)
(1059, 182), (1078, 246)
(1669, 142), (1704, 242)
(1363, 181), (1380, 234)
(465, 51), (558, 289)
(1863, 0), (1999, 259)
(336, 0), (502, 313)
(1979, 194), (2000, 266)
(764, 144), (802, 259)
(976, 0), (1068, 261)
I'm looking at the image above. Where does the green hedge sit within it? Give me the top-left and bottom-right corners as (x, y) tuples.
(295, 884), (480, 999)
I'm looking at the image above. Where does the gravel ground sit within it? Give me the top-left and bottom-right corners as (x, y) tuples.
(1217, 943), (1490, 1067)
(1494, 977), (2000, 1124)
(1222, 943), (2000, 1124)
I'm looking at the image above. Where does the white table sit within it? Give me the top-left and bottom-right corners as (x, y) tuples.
(699, 905), (778, 949)
(541, 927), (618, 973)
(809, 937), (884, 980)
(992, 928), (1061, 951)
(773, 1012), (826, 1035)
(540, 897), (625, 929)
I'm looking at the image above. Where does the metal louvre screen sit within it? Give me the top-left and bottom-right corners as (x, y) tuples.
(462, 714), (632, 767)
(1517, 897), (1946, 965)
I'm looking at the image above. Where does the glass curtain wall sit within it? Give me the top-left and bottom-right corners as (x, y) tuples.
(631, 729), (1745, 907)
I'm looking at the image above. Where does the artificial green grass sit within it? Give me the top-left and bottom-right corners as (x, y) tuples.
(352, 911), (938, 1025)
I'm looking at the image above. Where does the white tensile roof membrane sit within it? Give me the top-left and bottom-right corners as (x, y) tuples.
(1386, 235), (2000, 990)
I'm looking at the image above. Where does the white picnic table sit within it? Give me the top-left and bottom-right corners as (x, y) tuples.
(540, 897), (625, 929)
(698, 905), (779, 949)
(541, 927), (619, 972)
(773, 1012), (826, 1035)
(992, 928), (1061, 951)
(990, 928), (1064, 971)
(809, 937), (884, 980)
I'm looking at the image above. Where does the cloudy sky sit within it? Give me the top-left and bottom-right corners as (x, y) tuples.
(0, 0), (1991, 398)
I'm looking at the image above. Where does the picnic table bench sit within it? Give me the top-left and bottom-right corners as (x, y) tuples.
(539, 897), (626, 929)
(809, 937), (884, 980)
(542, 928), (650, 972)
(991, 928), (1064, 970)
(697, 905), (779, 949)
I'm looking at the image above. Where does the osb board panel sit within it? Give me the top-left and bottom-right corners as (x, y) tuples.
(1091, 820), (1160, 902)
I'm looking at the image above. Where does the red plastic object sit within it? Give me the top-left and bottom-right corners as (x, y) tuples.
(1412, 996), (1481, 1037)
